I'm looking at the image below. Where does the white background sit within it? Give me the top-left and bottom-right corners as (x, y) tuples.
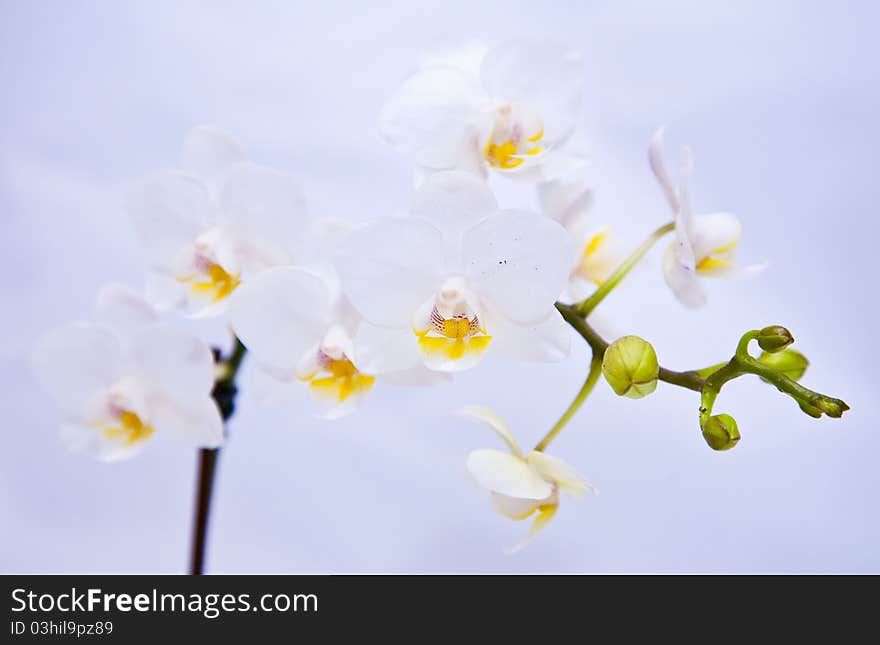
(1, 0), (877, 572)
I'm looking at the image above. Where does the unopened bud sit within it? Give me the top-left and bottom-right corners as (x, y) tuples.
(758, 348), (809, 382)
(798, 400), (823, 418)
(757, 326), (794, 353)
(815, 397), (849, 419)
(701, 413), (741, 451)
(602, 335), (659, 399)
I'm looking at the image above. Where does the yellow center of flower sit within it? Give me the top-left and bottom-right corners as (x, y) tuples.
(484, 127), (544, 170)
(416, 308), (492, 361)
(576, 227), (615, 286)
(302, 357), (376, 404)
(179, 263), (241, 303)
(102, 410), (155, 446)
(695, 239), (739, 275)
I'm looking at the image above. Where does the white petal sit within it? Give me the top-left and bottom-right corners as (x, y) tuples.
(32, 323), (124, 415)
(502, 138), (589, 182)
(457, 406), (523, 457)
(678, 145), (695, 232)
(690, 212), (742, 261)
(486, 305), (571, 363)
(411, 171), (498, 242)
(335, 217), (443, 327)
(491, 493), (543, 520)
(143, 271), (186, 311)
(151, 394), (224, 448)
(94, 283), (159, 340)
(380, 66), (486, 169)
(648, 127), (680, 213)
(218, 162), (309, 269)
(527, 450), (593, 498)
(228, 266), (332, 371)
(128, 325), (216, 398)
(663, 241), (706, 309)
(481, 41), (582, 146)
(463, 210), (573, 324)
(537, 179), (593, 234)
(60, 422), (148, 462)
(126, 170), (213, 272)
(505, 504), (558, 555)
(466, 449), (553, 499)
(180, 126), (245, 184)
(352, 321), (422, 375)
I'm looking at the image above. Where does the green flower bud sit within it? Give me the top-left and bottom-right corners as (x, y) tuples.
(757, 326), (794, 353)
(798, 400), (823, 418)
(815, 397), (849, 419)
(602, 335), (659, 399)
(701, 413), (741, 451)
(758, 348), (809, 382)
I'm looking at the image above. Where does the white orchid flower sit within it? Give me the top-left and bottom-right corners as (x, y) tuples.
(127, 126), (309, 318)
(460, 406), (593, 554)
(229, 219), (448, 418)
(538, 179), (620, 300)
(649, 128), (765, 308)
(32, 284), (224, 461)
(229, 265), (377, 419)
(380, 40), (588, 182)
(334, 171), (573, 374)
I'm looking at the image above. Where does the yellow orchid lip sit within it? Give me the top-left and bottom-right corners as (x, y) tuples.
(302, 354), (376, 405)
(696, 237), (740, 275)
(415, 307), (492, 361)
(178, 263), (241, 303)
(101, 410), (154, 446)
(484, 110), (545, 170)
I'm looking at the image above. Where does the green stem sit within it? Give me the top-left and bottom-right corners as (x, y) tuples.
(534, 356), (603, 452)
(577, 221), (674, 317)
(189, 333), (248, 576)
(699, 331), (849, 424)
(556, 302), (705, 392)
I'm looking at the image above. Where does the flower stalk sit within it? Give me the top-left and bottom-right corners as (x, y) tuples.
(577, 221), (674, 317)
(534, 356), (603, 452)
(189, 334), (247, 576)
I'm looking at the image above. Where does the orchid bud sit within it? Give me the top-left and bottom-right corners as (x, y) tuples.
(759, 348), (809, 382)
(602, 336), (659, 399)
(757, 326), (794, 353)
(815, 397), (849, 419)
(701, 413), (741, 451)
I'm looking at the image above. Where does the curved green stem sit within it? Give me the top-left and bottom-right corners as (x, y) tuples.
(535, 356), (603, 452)
(556, 302), (705, 392)
(699, 330), (849, 425)
(577, 221), (674, 317)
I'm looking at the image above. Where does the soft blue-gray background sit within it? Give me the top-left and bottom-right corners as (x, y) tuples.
(1, 0), (876, 573)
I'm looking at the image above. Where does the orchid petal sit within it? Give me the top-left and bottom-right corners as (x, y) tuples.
(463, 210), (572, 324)
(458, 406), (524, 457)
(32, 323), (124, 415)
(126, 170), (213, 272)
(228, 267), (332, 372)
(527, 450), (593, 498)
(466, 449), (553, 499)
(380, 66), (486, 170)
(335, 217), (443, 327)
